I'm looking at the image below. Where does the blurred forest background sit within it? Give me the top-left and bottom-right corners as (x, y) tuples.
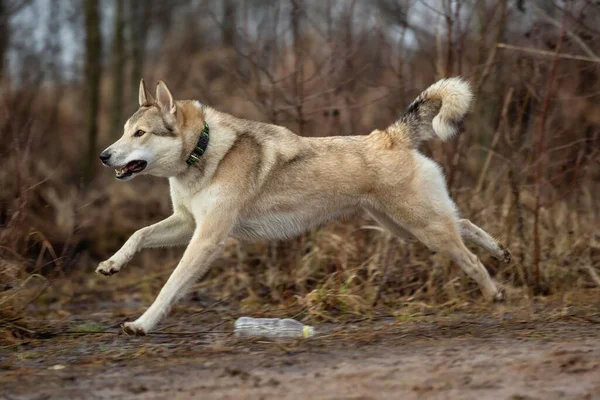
(1, 0), (599, 323)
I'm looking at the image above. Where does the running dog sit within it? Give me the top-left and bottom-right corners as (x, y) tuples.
(98, 78), (511, 335)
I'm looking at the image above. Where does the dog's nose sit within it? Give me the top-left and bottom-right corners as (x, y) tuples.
(99, 151), (112, 164)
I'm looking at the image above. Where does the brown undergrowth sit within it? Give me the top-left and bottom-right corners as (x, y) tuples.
(1, 1), (599, 336)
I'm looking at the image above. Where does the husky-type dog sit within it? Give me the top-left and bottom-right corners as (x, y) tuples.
(98, 78), (511, 335)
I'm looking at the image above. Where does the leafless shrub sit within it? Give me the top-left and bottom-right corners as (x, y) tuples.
(1, 0), (599, 323)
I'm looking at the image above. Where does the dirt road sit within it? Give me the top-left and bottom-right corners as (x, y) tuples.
(62, 336), (600, 400)
(2, 304), (599, 400)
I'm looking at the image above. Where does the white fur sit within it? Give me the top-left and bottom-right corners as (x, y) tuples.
(428, 77), (473, 141)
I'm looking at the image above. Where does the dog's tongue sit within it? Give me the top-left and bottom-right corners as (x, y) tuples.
(116, 160), (147, 176)
(125, 160), (145, 173)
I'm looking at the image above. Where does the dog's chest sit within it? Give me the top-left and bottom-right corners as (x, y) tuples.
(168, 177), (206, 212)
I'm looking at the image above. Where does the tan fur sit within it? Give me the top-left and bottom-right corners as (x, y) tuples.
(97, 78), (511, 335)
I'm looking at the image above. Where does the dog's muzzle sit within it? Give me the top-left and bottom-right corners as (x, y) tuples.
(99, 150), (112, 165)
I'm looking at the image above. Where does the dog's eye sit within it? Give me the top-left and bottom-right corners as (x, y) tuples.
(134, 130), (145, 137)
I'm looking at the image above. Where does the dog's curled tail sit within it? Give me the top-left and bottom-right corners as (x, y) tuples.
(388, 77), (472, 147)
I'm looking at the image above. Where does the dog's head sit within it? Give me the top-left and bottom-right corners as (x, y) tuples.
(99, 79), (188, 180)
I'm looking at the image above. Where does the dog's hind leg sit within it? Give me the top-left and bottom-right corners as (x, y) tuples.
(374, 155), (503, 300)
(459, 219), (511, 263)
(370, 210), (511, 263)
(406, 216), (503, 301)
(367, 209), (416, 242)
(369, 207), (503, 300)
(375, 214), (512, 264)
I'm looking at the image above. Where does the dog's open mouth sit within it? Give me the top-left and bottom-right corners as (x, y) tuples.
(115, 160), (147, 180)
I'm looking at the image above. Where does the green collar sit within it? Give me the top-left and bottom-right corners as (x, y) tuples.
(186, 121), (210, 166)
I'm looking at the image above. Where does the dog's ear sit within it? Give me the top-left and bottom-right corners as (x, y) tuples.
(138, 79), (154, 107)
(156, 80), (176, 115)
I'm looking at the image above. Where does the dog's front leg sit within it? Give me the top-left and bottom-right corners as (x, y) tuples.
(96, 212), (194, 276)
(122, 201), (235, 335)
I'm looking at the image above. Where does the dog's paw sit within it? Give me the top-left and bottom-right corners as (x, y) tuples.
(498, 245), (512, 264)
(96, 260), (121, 276)
(122, 321), (147, 336)
(492, 289), (505, 302)
(489, 283), (506, 302)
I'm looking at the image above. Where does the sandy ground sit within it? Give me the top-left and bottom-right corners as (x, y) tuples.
(2, 300), (600, 400)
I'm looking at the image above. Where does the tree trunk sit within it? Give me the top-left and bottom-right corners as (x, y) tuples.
(111, 0), (125, 137)
(0, 0), (8, 81)
(290, 0), (304, 136)
(222, 0), (236, 48)
(84, 0), (102, 185)
(129, 0), (151, 105)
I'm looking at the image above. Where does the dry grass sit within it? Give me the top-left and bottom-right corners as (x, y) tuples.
(1, 1), (599, 331)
